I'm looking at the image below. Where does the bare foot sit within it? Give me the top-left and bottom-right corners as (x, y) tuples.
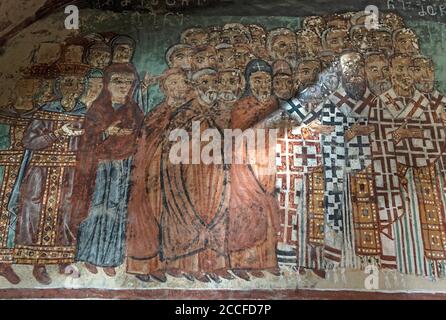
(0, 263), (20, 284)
(33, 265), (51, 285)
(84, 263), (98, 274)
(103, 267), (116, 277)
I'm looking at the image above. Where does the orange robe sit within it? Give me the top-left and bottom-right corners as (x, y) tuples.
(229, 95), (280, 271)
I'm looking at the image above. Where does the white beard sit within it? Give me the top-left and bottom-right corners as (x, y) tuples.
(198, 89), (218, 105)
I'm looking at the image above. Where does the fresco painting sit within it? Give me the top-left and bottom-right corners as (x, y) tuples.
(0, 2), (446, 296)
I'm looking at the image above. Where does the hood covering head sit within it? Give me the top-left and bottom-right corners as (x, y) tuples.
(244, 59), (272, 93)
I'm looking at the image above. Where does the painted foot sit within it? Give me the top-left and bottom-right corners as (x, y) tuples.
(166, 268), (183, 278)
(181, 272), (195, 282)
(249, 270), (265, 278)
(214, 269), (235, 280)
(135, 275), (151, 282)
(265, 268), (281, 276)
(207, 273), (222, 283)
(103, 267), (116, 277)
(0, 264), (20, 284)
(192, 272), (210, 283)
(84, 263), (98, 274)
(33, 265), (52, 285)
(150, 271), (167, 282)
(232, 269), (250, 281)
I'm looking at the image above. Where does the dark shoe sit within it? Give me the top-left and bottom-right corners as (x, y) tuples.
(214, 269), (235, 280)
(0, 264), (20, 285)
(265, 267), (281, 276)
(249, 270), (265, 278)
(103, 267), (116, 277)
(192, 272), (210, 283)
(232, 269), (250, 281)
(312, 269), (326, 279)
(182, 272), (195, 282)
(207, 273), (222, 283)
(136, 275), (152, 282)
(33, 265), (52, 285)
(150, 271), (167, 282)
(84, 263), (98, 274)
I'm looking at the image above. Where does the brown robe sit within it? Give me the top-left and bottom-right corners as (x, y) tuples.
(126, 101), (174, 275)
(126, 98), (229, 275)
(229, 95), (280, 270)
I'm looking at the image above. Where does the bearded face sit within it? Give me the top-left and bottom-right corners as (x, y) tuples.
(296, 60), (321, 92)
(270, 34), (297, 65)
(249, 71), (272, 104)
(170, 48), (193, 71)
(249, 27), (267, 50)
(370, 30), (393, 56)
(324, 29), (350, 54)
(390, 56), (414, 96)
(59, 75), (85, 110)
(218, 71), (244, 103)
(350, 27), (371, 53)
(217, 47), (236, 70)
(37, 79), (57, 105)
(112, 44), (134, 63)
(365, 55), (392, 96)
(194, 73), (219, 106)
(163, 73), (192, 102)
(297, 33), (322, 58)
(412, 58), (435, 94)
(273, 74), (294, 100)
(340, 53), (366, 100)
(192, 48), (217, 70)
(394, 33), (419, 55)
(88, 49), (111, 69)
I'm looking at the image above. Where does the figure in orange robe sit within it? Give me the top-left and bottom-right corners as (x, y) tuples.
(228, 59), (281, 280)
